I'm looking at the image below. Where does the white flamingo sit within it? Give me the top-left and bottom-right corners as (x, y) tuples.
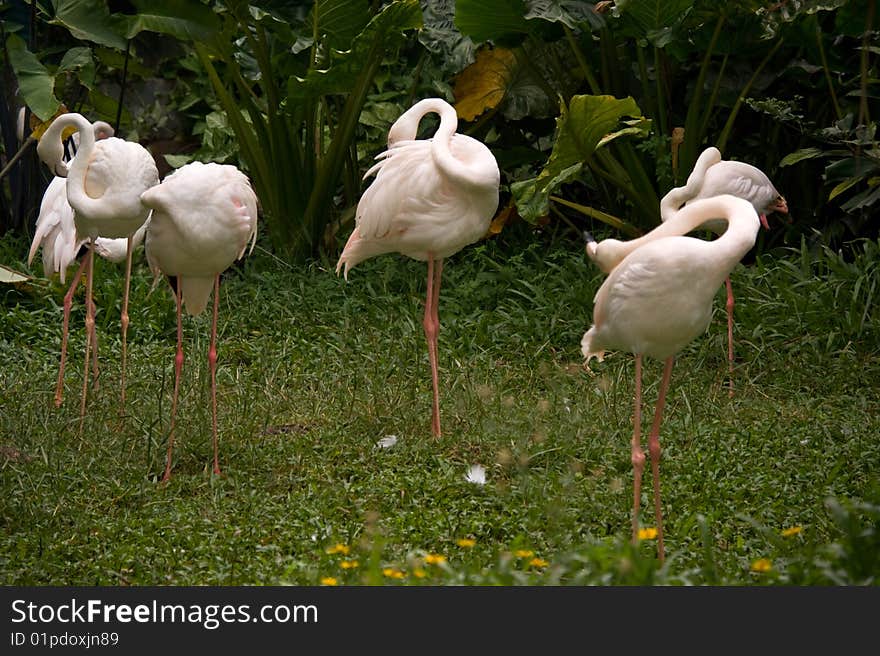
(336, 97), (500, 438)
(28, 119), (150, 407)
(582, 194), (762, 563)
(141, 161), (258, 481)
(36, 113), (159, 422)
(659, 147), (788, 395)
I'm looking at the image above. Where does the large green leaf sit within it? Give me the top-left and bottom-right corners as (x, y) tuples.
(5, 34), (61, 121)
(455, 0), (530, 43)
(612, 0), (694, 47)
(779, 147), (826, 167)
(128, 0), (220, 42)
(511, 94), (651, 222)
(511, 162), (584, 223)
(58, 47), (95, 89)
(308, 0), (372, 53)
(419, 0), (476, 73)
(287, 0), (422, 100)
(524, 0), (605, 30)
(50, 0), (128, 50)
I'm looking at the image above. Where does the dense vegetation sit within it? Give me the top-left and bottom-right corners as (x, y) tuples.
(0, 2), (878, 585)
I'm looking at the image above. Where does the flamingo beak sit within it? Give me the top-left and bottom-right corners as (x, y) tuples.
(759, 214), (770, 230)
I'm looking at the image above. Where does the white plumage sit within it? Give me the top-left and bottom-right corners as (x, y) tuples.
(336, 97), (500, 438)
(140, 161), (259, 481)
(582, 194), (762, 563)
(657, 146), (788, 395)
(35, 113), (159, 417)
(660, 146), (788, 232)
(28, 120), (146, 282)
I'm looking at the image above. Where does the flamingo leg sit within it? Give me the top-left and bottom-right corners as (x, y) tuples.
(725, 276), (735, 398)
(119, 235), (133, 414)
(209, 274), (221, 476)
(54, 256), (88, 407)
(162, 278), (185, 483)
(631, 354), (645, 544)
(422, 255), (443, 438)
(648, 356), (675, 564)
(89, 295), (99, 390)
(78, 244), (96, 431)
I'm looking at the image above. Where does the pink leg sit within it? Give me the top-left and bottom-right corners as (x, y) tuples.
(631, 354), (645, 544)
(119, 236), (133, 414)
(162, 279), (185, 483)
(54, 256), (88, 407)
(89, 296), (99, 390)
(725, 276), (735, 398)
(422, 256), (443, 438)
(78, 245), (96, 431)
(647, 356), (675, 564)
(209, 274), (222, 476)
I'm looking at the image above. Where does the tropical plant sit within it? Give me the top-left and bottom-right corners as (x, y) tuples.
(159, 0), (424, 262)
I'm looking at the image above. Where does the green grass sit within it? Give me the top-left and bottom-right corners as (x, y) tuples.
(1, 228), (878, 586)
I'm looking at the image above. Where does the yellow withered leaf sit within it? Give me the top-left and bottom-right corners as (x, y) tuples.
(28, 105), (74, 141)
(453, 47), (517, 122)
(485, 200), (517, 237)
(0, 264), (33, 290)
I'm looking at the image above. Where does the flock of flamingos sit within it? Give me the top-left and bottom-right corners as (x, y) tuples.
(26, 97), (787, 562)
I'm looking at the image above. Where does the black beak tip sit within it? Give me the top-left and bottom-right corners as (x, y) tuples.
(583, 230), (595, 244)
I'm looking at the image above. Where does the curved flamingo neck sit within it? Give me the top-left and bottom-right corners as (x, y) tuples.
(51, 113), (120, 228)
(590, 194), (758, 273)
(660, 147), (722, 221)
(387, 98), (454, 144)
(387, 98), (495, 190)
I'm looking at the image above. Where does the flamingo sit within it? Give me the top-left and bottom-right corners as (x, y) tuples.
(582, 194), (762, 563)
(335, 97), (500, 438)
(141, 161), (258, 481)
(28, 119), (151, 408)
(36, 112), (159, 422)
(659, 147), (788, 395)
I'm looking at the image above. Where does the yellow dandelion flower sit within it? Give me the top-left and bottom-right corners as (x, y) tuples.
(320, 577), (338, 586)
(340, 560), (359, 570)
(382, 567), (405, 579)
(528, 557), (549, 568)
(750, 558), (773, 573)
(781, 526), (803, 537)
(514, 549), (535, 558)
(456, 538), (476, 548)
(413, 568), (427, 579)
(424, 553), (447, 565)
(637, 528), (658, 540)
(325, 543), (350, 555)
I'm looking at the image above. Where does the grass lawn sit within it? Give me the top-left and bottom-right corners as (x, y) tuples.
(1, 227), (878, 585)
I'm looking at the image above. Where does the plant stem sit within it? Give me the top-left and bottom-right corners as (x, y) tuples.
(816, 22), (842, 121)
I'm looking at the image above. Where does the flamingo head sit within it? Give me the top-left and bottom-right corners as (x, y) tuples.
(770, 195), (788, 216)
(759, 195), (789, 229)
(36, 134), (68, 178)
(92, 121), (115, 141)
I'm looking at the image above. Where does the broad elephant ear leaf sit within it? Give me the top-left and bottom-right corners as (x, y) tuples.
(49, 0), (129, 49)
(453, 47), (517, 121)
(5, 34), (61, 121)
(306, 0), (372, 52)
(128, 0), (220, 42)
(454, 0), (530, 44)
(287, 0), (422, 99)
(512, 94), (651, 222)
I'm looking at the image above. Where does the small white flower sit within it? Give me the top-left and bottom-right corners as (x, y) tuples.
(376, 435), (398, 449)
(465, 464), (487, 485)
